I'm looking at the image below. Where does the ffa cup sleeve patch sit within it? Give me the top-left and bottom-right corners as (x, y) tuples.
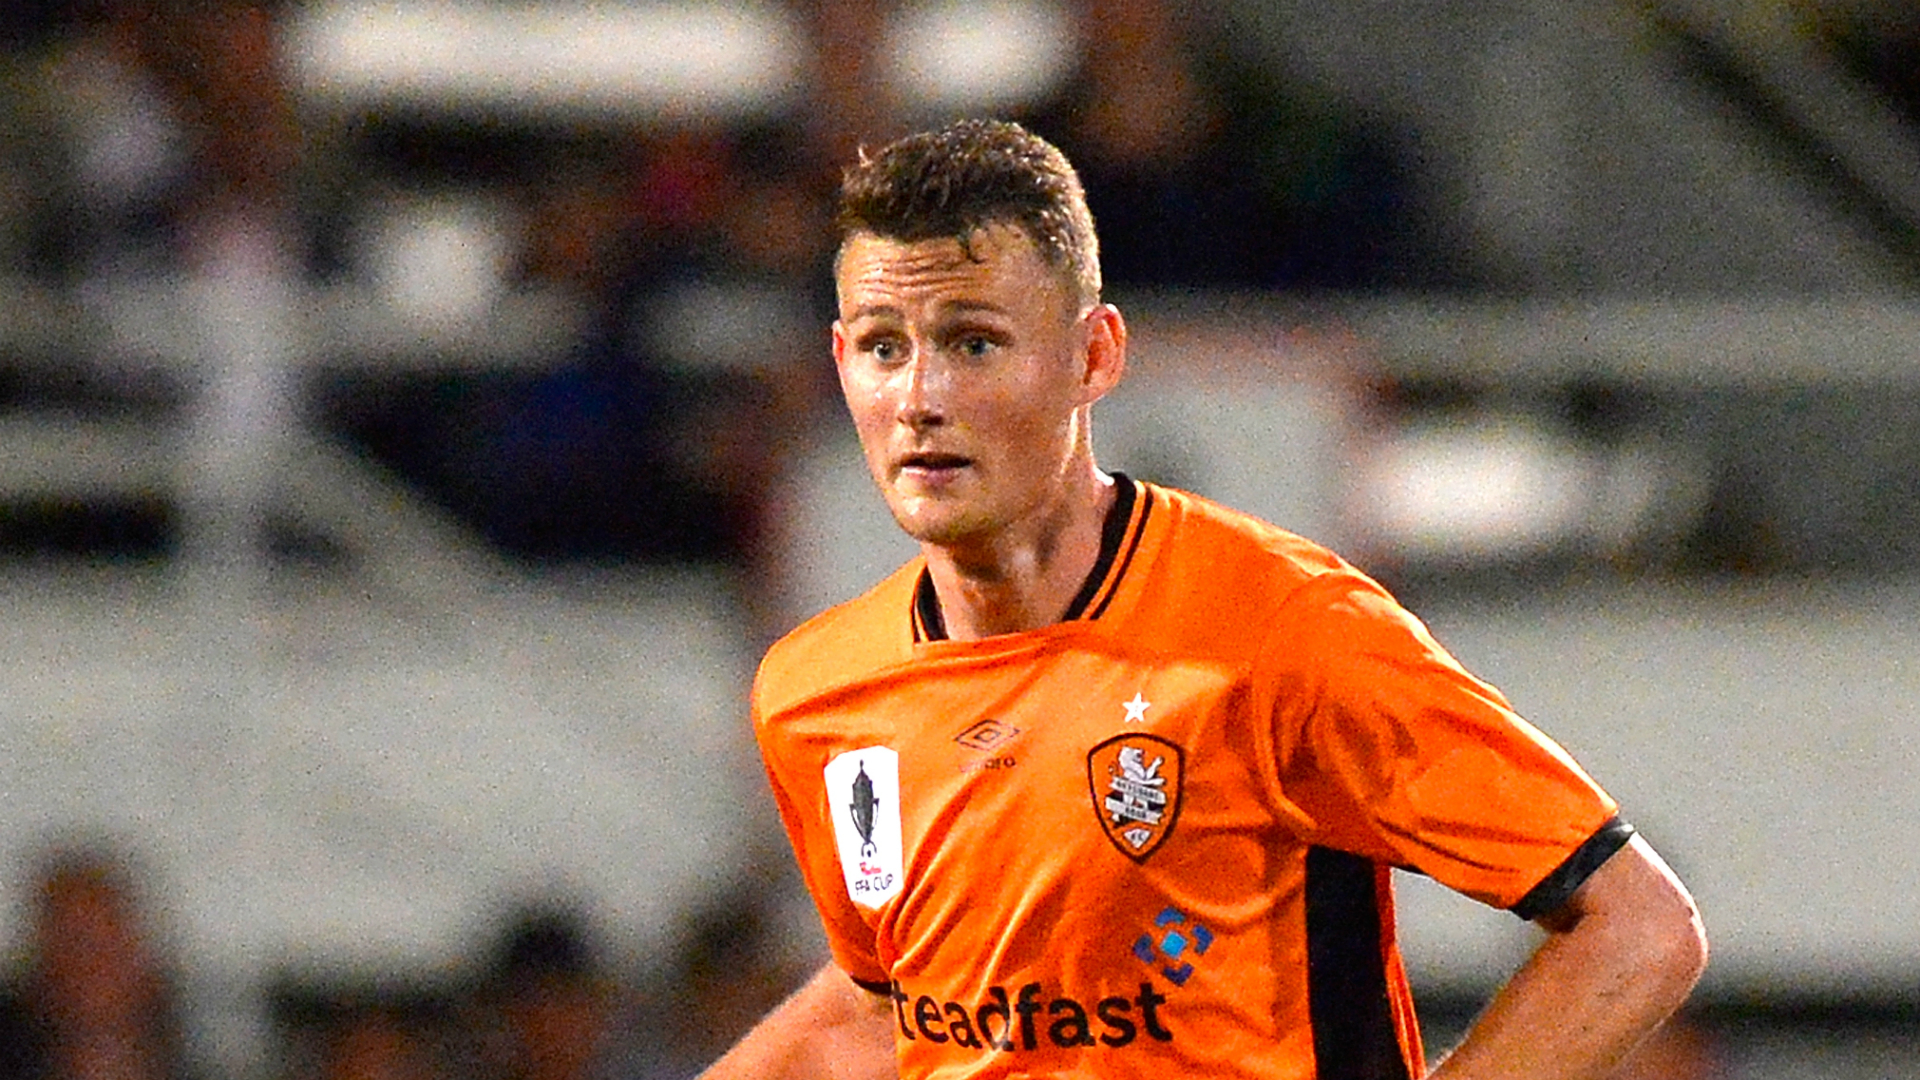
(1088, 734), (1184, 861)
(825, 747), (904, 907)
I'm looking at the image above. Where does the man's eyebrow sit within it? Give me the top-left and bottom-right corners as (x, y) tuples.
(844, 303), (902, 323)
(941, 299), (1013, 317)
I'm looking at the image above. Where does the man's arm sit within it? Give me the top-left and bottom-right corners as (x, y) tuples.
(698, 961), (899, 1080)
(1430, 835), (1708, 1080)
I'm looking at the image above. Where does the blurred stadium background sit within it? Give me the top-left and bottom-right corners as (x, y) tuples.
(1, 1), (1917, 1077)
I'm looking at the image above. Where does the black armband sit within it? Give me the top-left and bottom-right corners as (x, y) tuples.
(1510, 817), (1636, 921)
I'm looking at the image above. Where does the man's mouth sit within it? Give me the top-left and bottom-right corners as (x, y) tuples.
(898, 452), (973, 475)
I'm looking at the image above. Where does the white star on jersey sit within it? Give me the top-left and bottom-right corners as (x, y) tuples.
(1123, 692), (1152, 723)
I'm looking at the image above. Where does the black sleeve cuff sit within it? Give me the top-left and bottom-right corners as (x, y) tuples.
(1510, 817), (1636, 921)
(850, 974), (893, 996)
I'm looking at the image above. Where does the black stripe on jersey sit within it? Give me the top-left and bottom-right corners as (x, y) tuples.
(1510, 817), (1637, 921)
(1086, 478), (1152, 620)
(913, 563), (944, 643)
(1063, 473), (1141, 621)
(1304, 847), (1413, 1080)
(911, 473), (1145, 643)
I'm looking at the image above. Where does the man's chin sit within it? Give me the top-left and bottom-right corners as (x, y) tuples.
(886, 500), (990, 548)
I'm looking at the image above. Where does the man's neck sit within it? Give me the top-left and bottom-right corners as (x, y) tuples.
(920, 470), (1118, 641)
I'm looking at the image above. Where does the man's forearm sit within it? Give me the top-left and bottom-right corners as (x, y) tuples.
(699, 961), (898, 1080)
(1429, 836), (1708, 1080)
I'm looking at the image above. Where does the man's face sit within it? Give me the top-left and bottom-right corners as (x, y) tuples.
(833, 226), (1099, 550)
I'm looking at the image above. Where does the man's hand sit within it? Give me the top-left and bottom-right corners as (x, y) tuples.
(698, 961), (898, 1080)
(1429, 835), (1708, 1080)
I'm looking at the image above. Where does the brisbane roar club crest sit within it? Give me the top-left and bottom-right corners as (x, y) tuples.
(1088, 734), (1184, 861)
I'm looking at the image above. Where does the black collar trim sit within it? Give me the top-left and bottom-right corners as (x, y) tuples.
(912, 474), (1144, 644)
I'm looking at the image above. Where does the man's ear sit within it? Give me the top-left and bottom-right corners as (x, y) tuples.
(831, 319), (848, 368)
(1078, 303), (1128, 405)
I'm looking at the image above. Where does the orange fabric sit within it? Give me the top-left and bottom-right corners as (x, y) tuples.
(752, 481), (1619, 1079)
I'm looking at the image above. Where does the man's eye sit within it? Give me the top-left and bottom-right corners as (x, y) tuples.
(958, 335), (996, 357)
(870, 339), (902, 363)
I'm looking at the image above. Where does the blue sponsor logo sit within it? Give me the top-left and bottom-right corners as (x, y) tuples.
(1131, 906), (1213, 986)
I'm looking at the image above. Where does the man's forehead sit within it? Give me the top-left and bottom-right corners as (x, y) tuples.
(836, 226), (1064, 308)
(840, 223), (1043, 269)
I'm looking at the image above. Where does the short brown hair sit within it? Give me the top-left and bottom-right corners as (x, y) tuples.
(835, 119), (1101, 308)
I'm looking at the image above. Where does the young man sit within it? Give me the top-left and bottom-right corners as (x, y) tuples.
(702, 120), (1706, 1080)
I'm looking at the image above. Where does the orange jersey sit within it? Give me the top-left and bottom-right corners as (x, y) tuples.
(752, 478), (1627, 1080)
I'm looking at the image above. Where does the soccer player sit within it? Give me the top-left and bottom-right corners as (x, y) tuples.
(700, 119), (1706, 1080)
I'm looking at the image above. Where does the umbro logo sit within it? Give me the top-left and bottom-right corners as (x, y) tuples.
(954, 718), (1021, 751)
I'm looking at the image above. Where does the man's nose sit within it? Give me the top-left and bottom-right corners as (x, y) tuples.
(895, 349), (949, 428)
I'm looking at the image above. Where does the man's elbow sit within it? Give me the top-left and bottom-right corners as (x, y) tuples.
(1617, 842), (1710, 1000)
(1556, 836), (1709, 1001)
(1654, 882), (1710, 994)
(1630, 886), (1709, 1009)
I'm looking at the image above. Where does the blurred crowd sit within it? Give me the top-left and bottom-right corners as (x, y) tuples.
(11, 0), (1917, 605)
(0, 0), (1447, 605)
(4, 1), (1920, 584)
(0, 847), (194, 1080)
(0, 842), (816, 1080)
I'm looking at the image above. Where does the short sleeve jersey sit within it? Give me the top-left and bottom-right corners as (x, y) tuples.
(751, 478), (1627, 1080)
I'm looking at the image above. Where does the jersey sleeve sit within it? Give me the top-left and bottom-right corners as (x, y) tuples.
(1266, 571), (1625, 915)
(751, 689), (893, 988)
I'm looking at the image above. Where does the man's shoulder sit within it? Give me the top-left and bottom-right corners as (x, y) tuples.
(754, 558), (922, 717)
(1124, 482), (1405, 655)
(1152, 485), (1447, 662)
(1149, 483), (1354, 591)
